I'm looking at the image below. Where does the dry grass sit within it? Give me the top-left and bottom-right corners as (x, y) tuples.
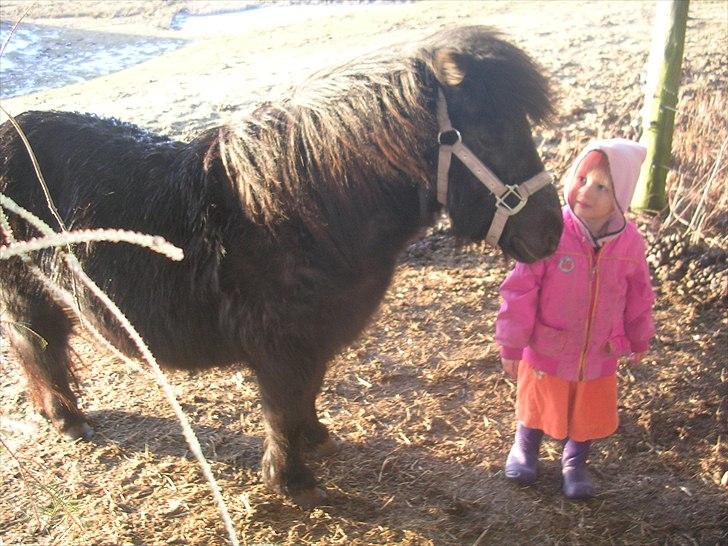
(644, 5), (728, 246)
(3, 233), (726, 544)
(665, 85), (728, 244)
(1, 1), (727, 545)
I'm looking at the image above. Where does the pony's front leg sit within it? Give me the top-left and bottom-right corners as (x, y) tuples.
(302, 406), (339, 458)
(300, 364), (340, 458)
(256, 363), (327, 508)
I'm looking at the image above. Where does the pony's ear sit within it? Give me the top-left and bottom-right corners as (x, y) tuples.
(432, 49), (468, 86)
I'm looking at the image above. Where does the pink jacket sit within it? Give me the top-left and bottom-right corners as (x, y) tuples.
(495, 139), (655, 381)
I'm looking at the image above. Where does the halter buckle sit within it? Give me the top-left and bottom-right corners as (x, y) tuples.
(496, 185), (528, 215)
(437, 129), (461, 146)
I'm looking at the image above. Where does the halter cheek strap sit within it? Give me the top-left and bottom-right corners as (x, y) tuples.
(436, 88), (553, 247)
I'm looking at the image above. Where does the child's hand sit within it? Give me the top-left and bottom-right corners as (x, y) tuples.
(502, 358), (520, 378)
(627, 352), (645, 365)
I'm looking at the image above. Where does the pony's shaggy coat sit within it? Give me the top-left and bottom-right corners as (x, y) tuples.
(0, 26), (562, 506)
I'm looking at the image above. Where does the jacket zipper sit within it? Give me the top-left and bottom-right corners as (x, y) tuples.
(578, 249), (602, 380)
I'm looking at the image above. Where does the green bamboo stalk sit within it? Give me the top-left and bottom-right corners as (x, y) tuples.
(632, 0), (689, 211)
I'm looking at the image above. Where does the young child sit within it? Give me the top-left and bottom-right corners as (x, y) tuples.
(495, 138), (655, 499)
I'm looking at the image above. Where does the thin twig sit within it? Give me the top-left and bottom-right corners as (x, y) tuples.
(25, 263), (150, 377)
(0, 227), (184, 261)
(0, 3), (34, 60)
(0, 196), (238, 544)
(0, 105), (68, 236)
(0, 102), (84, 311)
(61, 257), (240, 546)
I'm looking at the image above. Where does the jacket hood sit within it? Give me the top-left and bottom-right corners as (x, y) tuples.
(563, 138), (647, 246)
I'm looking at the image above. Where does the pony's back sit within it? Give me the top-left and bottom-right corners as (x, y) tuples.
(0, 111), (184, 237)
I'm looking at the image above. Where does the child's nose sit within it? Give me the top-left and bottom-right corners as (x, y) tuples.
(582, 183), (597, 196)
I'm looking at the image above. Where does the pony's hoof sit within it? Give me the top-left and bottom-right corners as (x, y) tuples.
(291, 486), (327, 509)
(310, 437), (340, 459)
(62, 421), (95, 441)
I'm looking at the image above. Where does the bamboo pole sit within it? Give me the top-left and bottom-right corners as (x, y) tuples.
(632, 0), (689, 211)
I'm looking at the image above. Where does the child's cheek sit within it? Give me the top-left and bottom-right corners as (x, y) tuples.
(567, 184), (579, 208)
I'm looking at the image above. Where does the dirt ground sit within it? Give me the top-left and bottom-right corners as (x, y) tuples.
(1, 1), (726, 545)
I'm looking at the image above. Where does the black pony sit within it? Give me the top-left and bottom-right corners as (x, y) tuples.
(0, 26), (562, 507)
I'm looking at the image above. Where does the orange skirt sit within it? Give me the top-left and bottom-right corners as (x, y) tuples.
(516, 361), (618, 442)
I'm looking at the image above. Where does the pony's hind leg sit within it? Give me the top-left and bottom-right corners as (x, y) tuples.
(3, 274), (93, 440)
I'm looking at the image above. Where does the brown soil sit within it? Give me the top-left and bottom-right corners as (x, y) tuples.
(1, 2), (726, 545)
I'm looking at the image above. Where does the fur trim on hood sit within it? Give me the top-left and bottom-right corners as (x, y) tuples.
(563, 138), (647, 247)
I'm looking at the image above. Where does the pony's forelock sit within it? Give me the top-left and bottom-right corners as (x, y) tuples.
(423, 26), (554, 125)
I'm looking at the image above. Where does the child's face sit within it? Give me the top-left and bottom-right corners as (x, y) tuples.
(569, 167), (615, 227)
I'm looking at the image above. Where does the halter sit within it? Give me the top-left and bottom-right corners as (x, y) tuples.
(436, 88), (553, 247)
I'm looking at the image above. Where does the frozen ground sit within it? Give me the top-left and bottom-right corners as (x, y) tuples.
(0, 3), (396, 100)
(1, 2), (415, 138)
(0, 20), (186, 99)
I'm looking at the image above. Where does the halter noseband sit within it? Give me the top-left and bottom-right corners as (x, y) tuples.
(436, 88), (553, 247)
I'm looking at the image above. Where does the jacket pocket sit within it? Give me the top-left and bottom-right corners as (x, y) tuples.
(604, 334), (631, 356)
(530, 321), (567, 357)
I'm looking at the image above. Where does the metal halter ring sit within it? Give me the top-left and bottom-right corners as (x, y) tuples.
(437, 129), (462, 146)
(495, 185), (528, 216)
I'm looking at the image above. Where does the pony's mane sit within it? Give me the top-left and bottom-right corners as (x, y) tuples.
(210, 27), (553, 227)
(212, 51), (435, 226)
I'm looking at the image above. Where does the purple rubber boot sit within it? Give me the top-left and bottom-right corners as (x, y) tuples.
(505, 423), (544, 484)
(561, 439), (594, 499)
